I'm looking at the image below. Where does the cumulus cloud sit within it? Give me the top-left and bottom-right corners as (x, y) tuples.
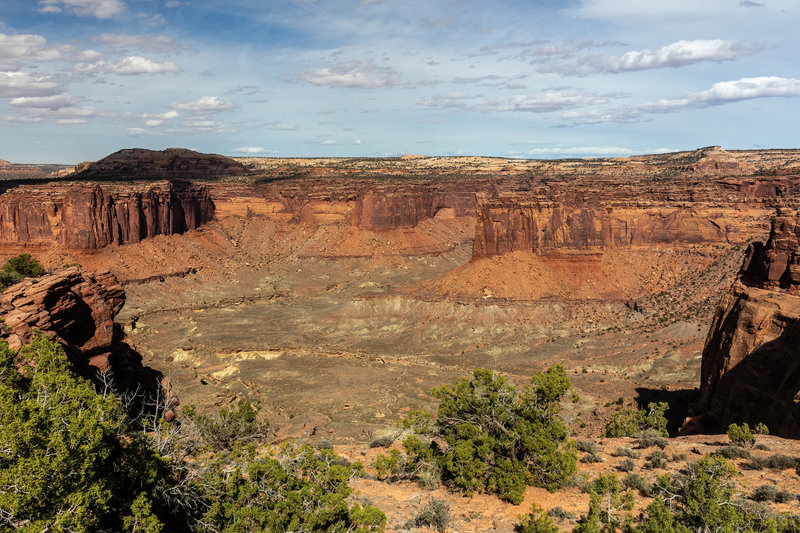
(606, 40), (760, 72)
(301, 60), (403, 89)
(0, 71), (62, 98)
(94, 33), (179, 53)
(523, 146), (635, 156)
(0, 33), (66, 69)
(565, 76), (800, 124)
(232, 146), (266, 153)
(77, 56), (180, 75)
(38, 0), (126, 19)
(171, 96), (234, 113)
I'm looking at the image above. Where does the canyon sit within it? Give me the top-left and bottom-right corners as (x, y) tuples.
(0, 146), (799, 441)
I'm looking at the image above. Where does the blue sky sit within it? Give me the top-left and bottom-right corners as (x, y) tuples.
(1, 0), (798, 163)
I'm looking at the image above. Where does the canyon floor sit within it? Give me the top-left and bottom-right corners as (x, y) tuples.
(43, 214), (745, 442)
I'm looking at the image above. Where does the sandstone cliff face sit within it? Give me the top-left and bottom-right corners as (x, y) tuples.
(687, 210), (800, 438)
(472, 202), (732, 257)
(0, 181), (214, 250)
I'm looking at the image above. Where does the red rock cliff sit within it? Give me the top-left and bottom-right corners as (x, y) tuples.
(0, 181), (214, 250)
(685, 209), (800, 438)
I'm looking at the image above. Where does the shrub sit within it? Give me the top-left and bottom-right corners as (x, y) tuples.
(369, 435), (395, 448)
(623, 473), (652, 497)
(637, 428), (668, 449)
(713, 445), (750, 459)
(184, 398), (268, 450)
(581, 452), (603, 464)
(775, 490), (795, 503)
(431, 366), (577, 502)
(617, 458), (637, 472)
(613, 446), (640, 459)
(727, 422), (768, 448)
(644, 450), (669, 469)
(515, 503), (559, 533)
(746, 454), (800, 471)
(573, 474), (634, 533)
(316, 439), (333, 451)
(0, 253), (46, 289)
(751, 484), (779, 502)
(411, 498), (450, 532)
(603, 401), (668, 438)
(576, 439), (598, 454)
(546, 506), (576, 521)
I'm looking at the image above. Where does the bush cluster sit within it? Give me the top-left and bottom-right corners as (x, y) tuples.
(603, 402), (669, 438)
(0, 253), (46, 290)
(376, 366), (578, 504)
(0, 335), (386, 532)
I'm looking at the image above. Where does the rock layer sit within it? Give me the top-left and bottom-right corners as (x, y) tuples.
(686, 210), (800, 438)
(0, 181), (214, 249)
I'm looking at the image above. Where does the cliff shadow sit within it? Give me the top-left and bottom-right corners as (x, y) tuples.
(689, 321), (800, 439)
(634, 387), (698, 436)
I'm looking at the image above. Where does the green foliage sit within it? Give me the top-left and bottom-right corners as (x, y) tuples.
(432, 366), (577, 501)
(751, 484), (779, 502)
(0, 335), (386, 533)
(183, 398), (268, 450)
(617, 458), (637, 473)
(375, 366), (578, 503)
(643, 450), (669, 470)
(612, 446), (640, 459)
(410, 498), (450, 532)
(575, 474), (634, 533)
(576, 439), (598, 454)
(0, 253), (46, 290)
(0, 335), (174, 531)
(369, 435), (395, 448)
(713, 444), (751, 459)
(515, 503), (559, 533)
(746, 453), (800, 471)
(199, 444), (385, 533)
(637, 429), (668, 450)
(727, 422), (768, 448)
(603, 402), (668, 438)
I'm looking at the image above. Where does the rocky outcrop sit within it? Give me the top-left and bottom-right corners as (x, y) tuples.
(350, 189), (475, 230)
(0, 267), (124, 364)
(0, 181), (214, 249)
(0, 267), (170, 410)
(73, 148), (248, 179)
(684, 210), (800, 438)
(473, 202), (731, 257)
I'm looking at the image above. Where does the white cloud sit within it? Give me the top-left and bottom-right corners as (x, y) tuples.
(301, 60), (403, 89)
(0, 33), (66, 69)
(0, 71), (61, 98)
(608, 40), (759, 72)
(94, 34), (179, 53)
(232, 146), (266, 153)
(171, 96), (234, 113)
(138, 13), (166, 26)
(77, 56), (180, 75)
(565, 76), (800, 124)
(420, 90), (608, 113)
(38, 0), (126, 19)
(478, 91), (608, 112)
(10, 93), (79, 109)
(524, 146), (635, 156)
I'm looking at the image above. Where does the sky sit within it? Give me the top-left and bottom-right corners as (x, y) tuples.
(1, 0), (799, 163)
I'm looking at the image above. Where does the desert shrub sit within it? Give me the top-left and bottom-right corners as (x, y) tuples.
(388, 366), (577, 503)
(746, 454), (800, 471)
(0, 253), (46, 289)
(754, 443), (771, 451)
(316, 439), (333, 450)
(369, 435), (395, 448)
(576, 439), (598, 454)
(623, 473), (653, 497)
(613, 446), (640, 459)
(637, 428), (668, 450)
(751, 484), (779, 502)
(183, 398), (268, 450)
(714, 445), (750, 459)
(515, 503), (559, 533)
(727, 422), (768, 448)
(603, 401), (668, 438)
(573, 474), (634, 533)
(410, 498), (450, 532)
(671, 453), (687, 463)
(775, 490), (795, 503)
(546, 506), (576, 521)
(644, 450), (669, 469)
(617, 458), (637, 472)
(581, 452), (603, 464)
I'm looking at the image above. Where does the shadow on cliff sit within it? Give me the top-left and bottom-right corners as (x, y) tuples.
(634, 387), (698, 436)
(688, 322), (800, 439)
